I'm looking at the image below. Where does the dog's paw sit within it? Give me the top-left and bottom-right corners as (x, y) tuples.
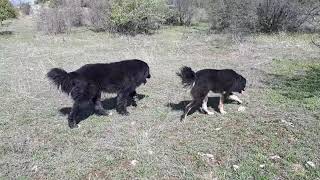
(220, 110), (227, 114)
(132, 101), (138, 107)
(180, 115), (186, 122)
(119, 111), (130, 116)
(68, 123), (79, 129)
(207, 111), (215, 115)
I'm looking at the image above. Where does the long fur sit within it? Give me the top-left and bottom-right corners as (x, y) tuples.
(47, 68), (74, 94)
(177, 66), (196, 87)
(47, 59), (151, 128)
(178, 66), (246, 120)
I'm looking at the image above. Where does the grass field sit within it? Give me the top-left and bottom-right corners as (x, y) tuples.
(0, 17), (319, 179)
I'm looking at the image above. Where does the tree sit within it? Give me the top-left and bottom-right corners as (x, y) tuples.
(0, 0), (16, 25)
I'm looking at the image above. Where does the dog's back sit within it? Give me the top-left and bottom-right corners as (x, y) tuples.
(75, 59), (150, 92)
(195, 69), (237, 92)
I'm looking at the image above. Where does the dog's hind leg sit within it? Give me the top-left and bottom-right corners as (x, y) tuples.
(200, 95), (214, 115)
(181, 87), (208, 121)
(181, 100), (200, 121)
(68, 102), (80, 129)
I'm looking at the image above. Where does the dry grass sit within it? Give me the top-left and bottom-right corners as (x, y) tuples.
(0, 17), (319, 179)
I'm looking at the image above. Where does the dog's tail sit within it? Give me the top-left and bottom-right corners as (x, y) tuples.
(177, 66), (196, 88)
(47, 68), (77, 94)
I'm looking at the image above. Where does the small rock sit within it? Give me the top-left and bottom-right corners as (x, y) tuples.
(233, 165), (240, 170)
(131, 121), (136, 126)
(305, 161), (316, 168)
(292, 163), (305, 173)
(130, 160), (138, 166)
(148, 150), (153, 155)
(31, 165), (38, 172)
(198, 152), (214, 159)
(215, 127), (222, 131)
(270, 155), (281, 160)
(281, 119), (294, 127)
(259, 164), (265, 168)
(205, 154), (214, 159)
(238, 106), (246, 112)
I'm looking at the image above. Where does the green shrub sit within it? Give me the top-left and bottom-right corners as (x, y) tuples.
(0, 0), (17, 24)
(110, 0), (168, 34)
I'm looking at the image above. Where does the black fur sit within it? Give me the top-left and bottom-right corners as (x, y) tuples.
(178, 66), (246, 120)
(47, 59), (150, 128)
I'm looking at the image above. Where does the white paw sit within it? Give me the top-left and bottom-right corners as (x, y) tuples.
(207, 111), (215, 115)
(220, 110), (227, 114)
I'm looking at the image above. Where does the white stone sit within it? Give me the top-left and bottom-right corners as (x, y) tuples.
(306, 161), (316, 168)
(130, 160), (138, 166)
(233, 165), (240, 170)
(238, 106), (246, 112)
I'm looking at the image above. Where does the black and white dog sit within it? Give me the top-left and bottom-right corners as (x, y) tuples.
(177, 66), (246, 120)
(47, 59), (150, 128)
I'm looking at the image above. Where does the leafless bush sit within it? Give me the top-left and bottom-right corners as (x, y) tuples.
(256, 0), (320, 32)
(167, 0), (209, 25)
(85, 0), (111, 32)
(37, 7), (69, 34)
(37, 0), (110, 34)
(209, 0), (320, 33)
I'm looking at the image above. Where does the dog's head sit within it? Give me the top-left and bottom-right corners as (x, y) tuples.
(232, 75), (247, 93)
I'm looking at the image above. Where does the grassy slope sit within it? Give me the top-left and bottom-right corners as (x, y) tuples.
(0, 17), (319, 179)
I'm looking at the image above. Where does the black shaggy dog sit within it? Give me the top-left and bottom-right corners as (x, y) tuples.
(177, 66), (246, 121)
(47, 59), (150, 128)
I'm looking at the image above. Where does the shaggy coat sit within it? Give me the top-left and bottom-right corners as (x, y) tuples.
(177, 66), (246, 120)
(47, 59), (150, 128)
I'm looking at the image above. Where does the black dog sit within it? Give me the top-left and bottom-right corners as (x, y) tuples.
(177, 66), (246, 121)
(47, 59), (150, 128)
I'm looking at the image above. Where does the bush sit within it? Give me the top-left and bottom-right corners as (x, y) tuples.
(110, 0), (167, 34)
(37, 0), (168, 35)
(0, 0), (17, 24)
(166, 0), (209, 26)
(86, 0), (111, 32)
(208, 0), (320, 33)
(38, 7), (69, 34)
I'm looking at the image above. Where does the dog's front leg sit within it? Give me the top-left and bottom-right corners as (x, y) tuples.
(227, 94), (243, 104)
(116, 91), (130, 115)
(68, 102), (80, 129)
(218, 96), (227, 114)
(129, 90), (138, 107)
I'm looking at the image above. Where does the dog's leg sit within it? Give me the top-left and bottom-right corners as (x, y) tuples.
(227, 94), (243, 104)
(181, 100), (201, 121)
(68, 102), (80, 129)
(116, 88), (133, 115)
(218, 96), (227, 114)
(129, 90), (137, 107)
(94, 92), (111, 116)
(200, 95), (214, 115)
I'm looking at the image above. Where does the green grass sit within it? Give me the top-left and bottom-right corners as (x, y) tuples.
(267, 58), (320, 112)
(1, 17), (320, 179)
